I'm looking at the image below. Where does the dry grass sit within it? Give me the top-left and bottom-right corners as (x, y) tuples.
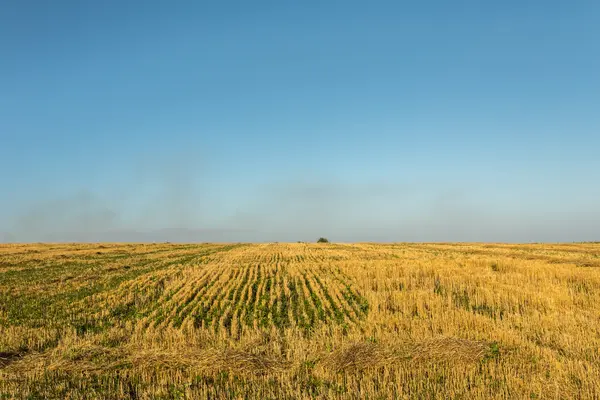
(1, 242), (599, 398)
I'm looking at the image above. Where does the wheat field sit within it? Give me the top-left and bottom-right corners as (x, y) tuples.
(0, 242), (599, 399)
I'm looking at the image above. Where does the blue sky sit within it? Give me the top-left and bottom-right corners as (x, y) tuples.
(1, 1), (599, 242)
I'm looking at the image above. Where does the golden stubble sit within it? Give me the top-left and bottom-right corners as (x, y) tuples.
(1, 242), (599, 399)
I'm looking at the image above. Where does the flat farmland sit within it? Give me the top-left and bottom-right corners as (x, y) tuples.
(1, 242), (599, 399)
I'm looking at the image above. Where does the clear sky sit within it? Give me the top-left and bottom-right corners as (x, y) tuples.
(1, 1), (599, 243)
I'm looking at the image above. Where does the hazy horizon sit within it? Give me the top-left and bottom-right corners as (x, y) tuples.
(2, 2), (599, 243)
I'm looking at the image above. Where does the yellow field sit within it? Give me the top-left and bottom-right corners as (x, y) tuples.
(1, 242), (599, 399)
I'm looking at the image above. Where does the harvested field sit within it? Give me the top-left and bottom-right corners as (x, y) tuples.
(1, 242), (599, 398)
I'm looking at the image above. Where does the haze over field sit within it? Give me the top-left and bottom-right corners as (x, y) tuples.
(1, 1), (599, 243)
